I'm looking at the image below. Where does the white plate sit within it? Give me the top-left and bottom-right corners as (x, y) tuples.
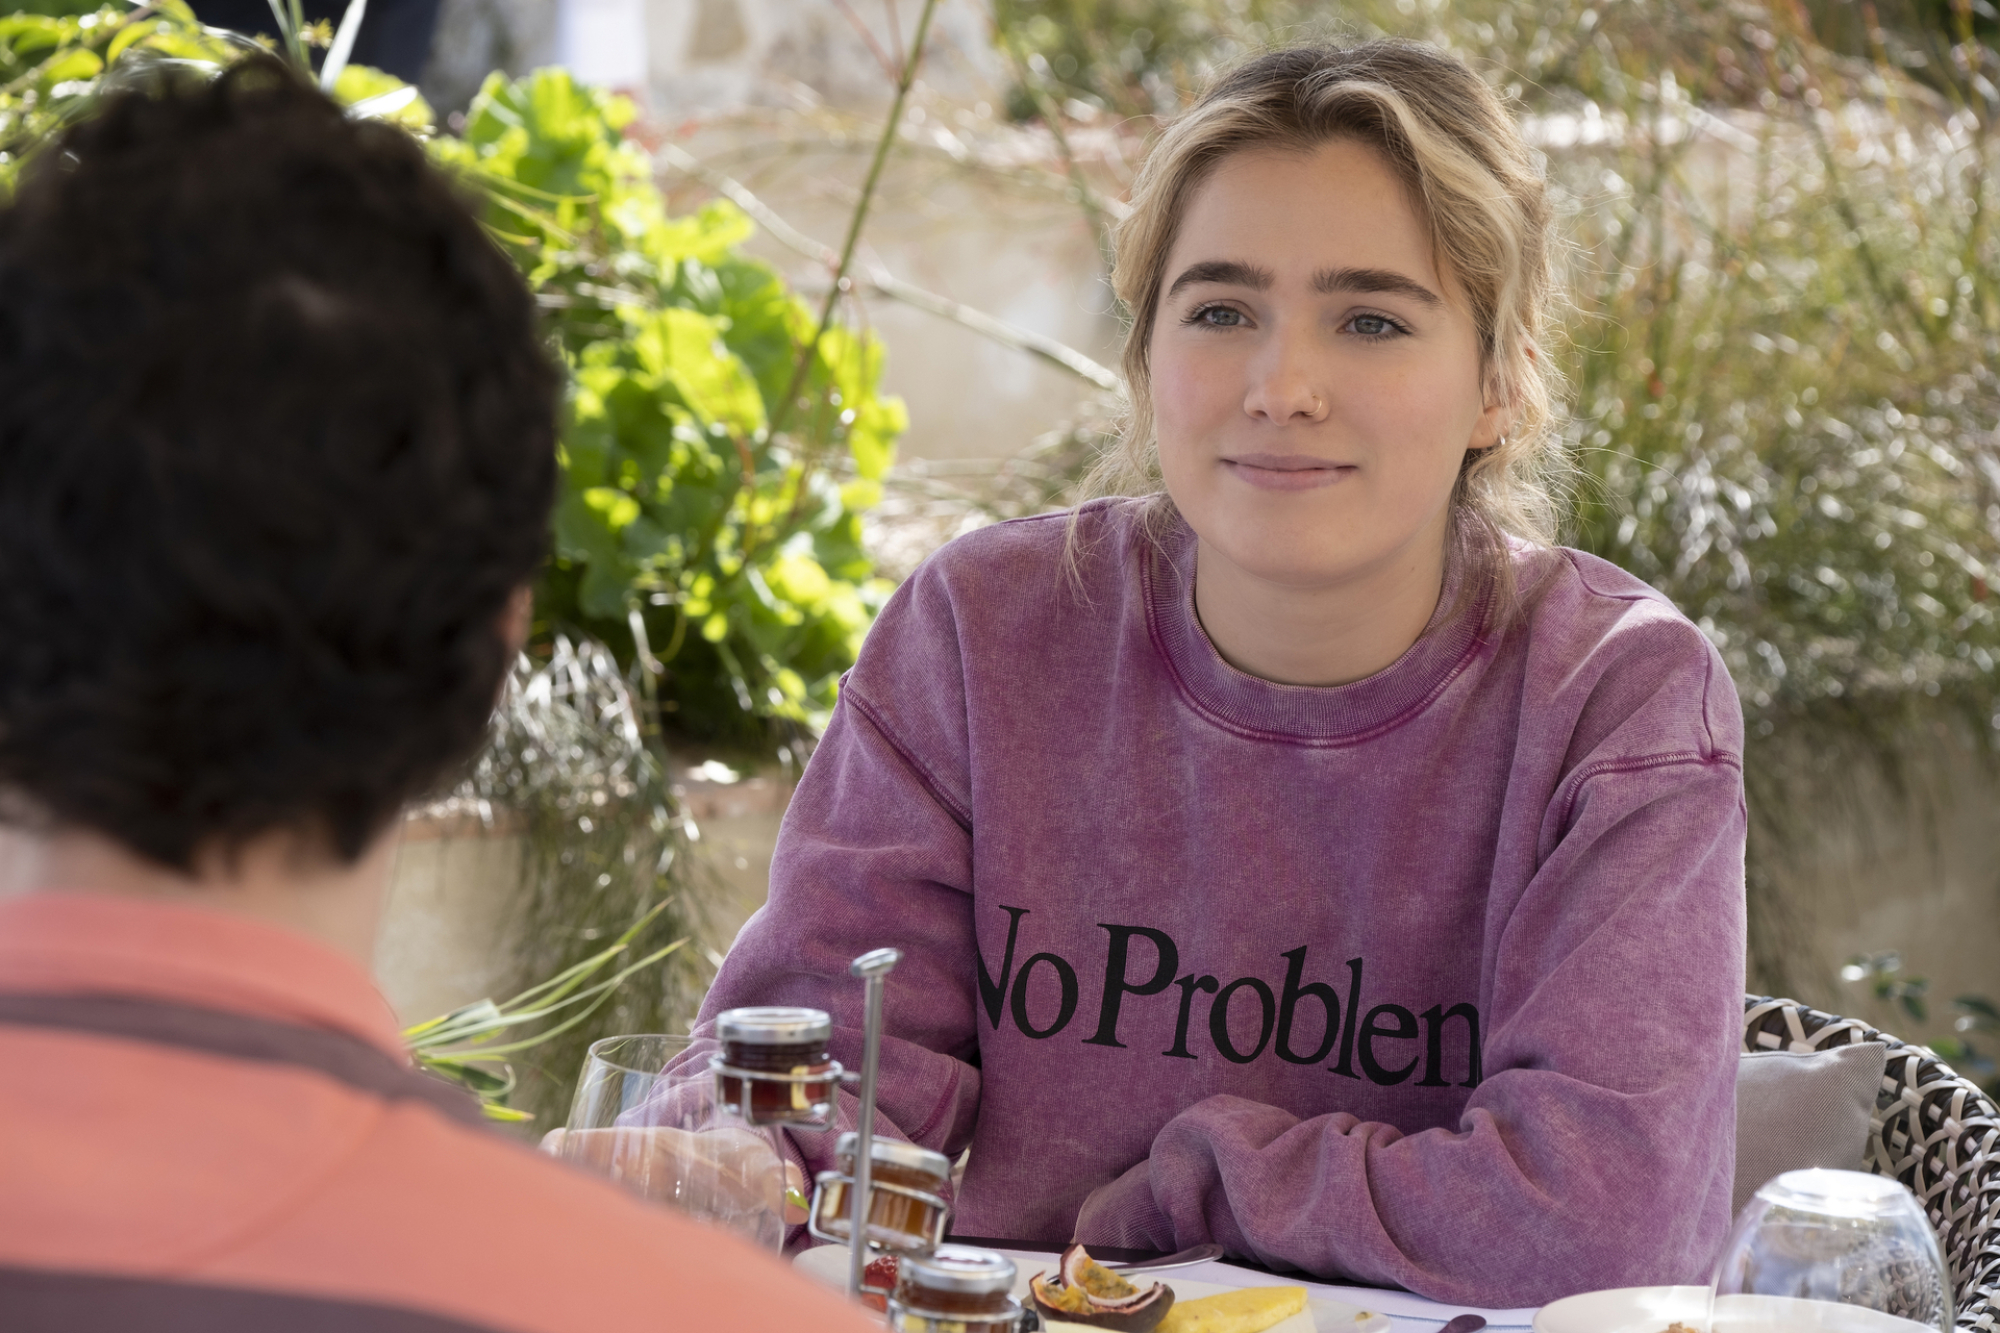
(1534, 1289), (1944, 1333)
(1534, 1287), (1710, 1333)
(793, 1245), (1391, 1333)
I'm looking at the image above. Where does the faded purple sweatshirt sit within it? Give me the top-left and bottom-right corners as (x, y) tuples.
(699, 499), (1747, 1306)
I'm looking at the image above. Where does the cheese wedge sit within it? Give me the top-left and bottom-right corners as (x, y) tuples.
(1155, 1286), (1310, 1333)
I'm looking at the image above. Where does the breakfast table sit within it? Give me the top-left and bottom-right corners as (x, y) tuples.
(793, 1237), (1543, 1333)
(968, 1247), (1539, 1333)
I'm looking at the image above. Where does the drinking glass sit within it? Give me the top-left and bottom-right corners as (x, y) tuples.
(1712, 1169), (1952, 1333)
(555, 1033), (789, 1253)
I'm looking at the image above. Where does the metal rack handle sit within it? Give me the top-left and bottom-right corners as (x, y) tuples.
(847, 947), (902, 1301)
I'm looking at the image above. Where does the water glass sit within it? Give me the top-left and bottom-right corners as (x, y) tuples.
(557, 1033), (789, 1253)
(1712, 1169), (1952, 1333)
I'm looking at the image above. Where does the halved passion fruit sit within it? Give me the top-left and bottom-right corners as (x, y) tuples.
(1028, 1243), (1176, 1332)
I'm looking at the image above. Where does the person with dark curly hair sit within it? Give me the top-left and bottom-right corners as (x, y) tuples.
(0, 60), (879, 1333)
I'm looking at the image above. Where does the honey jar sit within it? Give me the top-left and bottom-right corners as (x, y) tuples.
(888, 1246), (1025, 1333)
(713, 1007), (839, 1128)
(808, 1133), (952, 1253)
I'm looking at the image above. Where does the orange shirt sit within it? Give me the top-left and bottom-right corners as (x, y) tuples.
(0, 892), (883, 1333)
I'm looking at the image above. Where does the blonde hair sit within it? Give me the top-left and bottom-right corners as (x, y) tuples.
(1081, 39), (1568, 620)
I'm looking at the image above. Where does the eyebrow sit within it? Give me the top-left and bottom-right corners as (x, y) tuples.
(1164, 259), (1444, 309)
(1313, 265), (1444, 308)
(1165, 260), (1271, 297)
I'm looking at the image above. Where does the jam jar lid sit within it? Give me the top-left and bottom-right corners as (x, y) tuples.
(835, 1132), (952, 1181)
(901, 1246), (1017, 1295)
(715, 1007), (832, 1046)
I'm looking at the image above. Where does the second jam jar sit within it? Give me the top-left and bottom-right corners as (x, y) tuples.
(712, 1007), (839, 1128)
(810, 1132), (953, 1253)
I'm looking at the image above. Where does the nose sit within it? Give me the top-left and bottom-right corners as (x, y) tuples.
(1241, 326), (1326, 424)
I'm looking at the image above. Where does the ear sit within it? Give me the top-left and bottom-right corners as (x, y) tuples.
(1469, 397), (1511, 452)
(1470, 342), (1534, 451)
(499, 585), (533, 657)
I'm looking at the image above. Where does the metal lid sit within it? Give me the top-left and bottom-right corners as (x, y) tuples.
(835, 1132), (952, 1181)
(715, 1007), (832, 1045)
(900, 1246), (1017, 1295)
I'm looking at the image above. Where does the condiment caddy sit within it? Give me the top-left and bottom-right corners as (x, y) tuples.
(713, 948), (1028, 1332)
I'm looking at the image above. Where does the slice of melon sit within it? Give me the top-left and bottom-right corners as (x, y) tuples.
(1155, 1285), (1309, 1333)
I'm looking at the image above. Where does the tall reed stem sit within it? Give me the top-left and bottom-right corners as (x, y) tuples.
(767, 0), (943, 451)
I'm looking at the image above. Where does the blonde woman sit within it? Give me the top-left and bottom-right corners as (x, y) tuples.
(701, 40), (1745, 1304)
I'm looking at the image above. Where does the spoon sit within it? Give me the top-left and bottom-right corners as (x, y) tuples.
(1101, 1243), (1226, 1273)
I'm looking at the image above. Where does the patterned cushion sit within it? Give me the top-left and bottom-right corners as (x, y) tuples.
(1744, 996), (2000, 1333)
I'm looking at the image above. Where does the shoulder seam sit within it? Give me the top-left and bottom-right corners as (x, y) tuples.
(841, 689), (974, 831)
(1699, 646), (1724, 757)
(1554, 750), (1742, 832)
(1561, 547), (1667, 604)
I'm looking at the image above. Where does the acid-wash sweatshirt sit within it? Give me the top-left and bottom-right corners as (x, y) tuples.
(698, 498), (1748, 1307)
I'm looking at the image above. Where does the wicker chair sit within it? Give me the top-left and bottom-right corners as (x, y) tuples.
(1744, 996), (2000, 1333)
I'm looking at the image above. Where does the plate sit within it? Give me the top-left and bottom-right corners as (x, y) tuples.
(793, 1245), (1392, 1333)
(1534, 1288), (1945, 1333)
(1534, 1286), (1710, 1333)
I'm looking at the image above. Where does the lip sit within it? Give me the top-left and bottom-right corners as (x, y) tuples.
(1220, 454), (1358, 492)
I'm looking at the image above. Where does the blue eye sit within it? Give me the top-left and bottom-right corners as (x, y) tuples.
(1184, 303), (1246, 328)
(1351, 314), (1394, 337)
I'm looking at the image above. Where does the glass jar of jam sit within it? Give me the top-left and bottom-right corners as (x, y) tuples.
(808, 1132), (953, 1253)
(712, 1007), (840, 1128)
(888, 1246), (1025, 1333)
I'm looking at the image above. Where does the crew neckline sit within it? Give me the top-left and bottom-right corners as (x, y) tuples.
(1142, 514), (1492, 745)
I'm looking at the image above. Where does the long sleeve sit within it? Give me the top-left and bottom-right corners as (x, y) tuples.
(1076, 751), (1747, 1306)
(694, 684), (986, 1184)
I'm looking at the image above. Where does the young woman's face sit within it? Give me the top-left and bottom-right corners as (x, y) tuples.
(1148, 139), (1504, 592)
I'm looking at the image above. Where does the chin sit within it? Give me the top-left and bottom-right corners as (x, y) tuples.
(1209, 534), (1384, 590)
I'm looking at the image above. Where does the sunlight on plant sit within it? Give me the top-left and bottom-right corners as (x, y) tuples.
(406, 897), (687, 1122)
(432, 71), (906, 746)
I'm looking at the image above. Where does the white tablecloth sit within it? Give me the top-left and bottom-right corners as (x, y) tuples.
(984, 1248), (1541, 1333)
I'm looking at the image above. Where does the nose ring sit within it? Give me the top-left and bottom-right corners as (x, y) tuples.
(1310, 396), (1324, 417)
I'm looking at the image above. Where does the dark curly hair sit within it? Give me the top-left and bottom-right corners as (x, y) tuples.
(0, 59), (560, 870)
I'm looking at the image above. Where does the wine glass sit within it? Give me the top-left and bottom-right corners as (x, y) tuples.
(1712, 1169), (1952, 1333)
(553, 1033), (789, 1253)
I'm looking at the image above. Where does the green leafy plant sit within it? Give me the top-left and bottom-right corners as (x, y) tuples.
(430, 71), (907, 746)
(406, 897), (687, 1122)
(0, 4), (905, 749)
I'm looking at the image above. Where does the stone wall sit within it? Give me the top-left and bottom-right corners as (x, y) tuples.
(1750, 724), (2000, 1049)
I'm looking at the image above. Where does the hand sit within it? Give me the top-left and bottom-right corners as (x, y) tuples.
(542, 1125), (811, 1225)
